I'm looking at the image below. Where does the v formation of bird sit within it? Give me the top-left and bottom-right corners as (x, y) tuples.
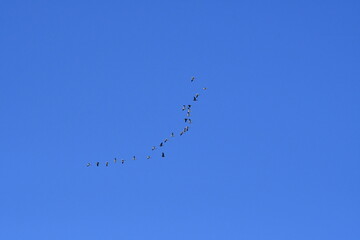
(87, 76), (206, 167)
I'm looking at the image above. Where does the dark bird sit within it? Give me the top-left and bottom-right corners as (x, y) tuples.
(187, 113), (191, 117)
(203, 87), (207, 90)
(147, 156), (151, 159)
(171, 132), (175, 137)
(152, 146), (156, 150)
(187, 109), (191, 113)
(185, 118), (188, 122)
(96, 162), (100, 167)
(182, 105), (186, 111)
(164, 138), (168, 143)
(193, 96), (197, 101)
(114, 158), (117, 163)
(121, 159), (125, 164)
(160, 142), (163, 147)
(86, 163), (91, 167)
(191, 76), (195, 82)
(106, 162), (109, 167)
(188, 104), (192, 108)
(132, 156), (136, 160)
(180, 131), (184, 136)
(195, 93), (199, 98)
(188, 119), (192, 124)
(162, 152), (165, 157)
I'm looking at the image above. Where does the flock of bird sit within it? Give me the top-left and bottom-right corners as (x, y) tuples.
(86, 76), (206, 167)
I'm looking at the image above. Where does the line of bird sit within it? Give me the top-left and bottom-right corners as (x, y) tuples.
(86, 76), (206, 167)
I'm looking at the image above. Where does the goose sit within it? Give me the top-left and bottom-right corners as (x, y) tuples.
(164, 138), (168, 143)
(160, 142), (163, 147)
(182, 105), (186, 111)
(162, 152), (165, 157)
(86, 163), (91, 167)
(171, 132), (175, 137)
(147, 156), (151, 159)
(121, 159), (125, 164)
(152, 146), (156, 150)
(114, 158), (117, 163)
(132, 156), (136, 160)
(106, 162), (109, 167)
(191, 76), (195, 82)
(96, 162), (100, 167)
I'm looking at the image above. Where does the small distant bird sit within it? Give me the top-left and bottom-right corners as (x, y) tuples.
(152, 146), (156, 150)
(86, 163), (91, 167)
(96, 162), (100, 167)
(195, 93), (199, 98)
(203, 87), (207, 90)
(132, 156), (136, 160)
(188, 104), (192, 109)
(186, 126), (189, 131)
(193, 96), (197, 101)
(164, 138), (168, 143)
(160, 142), (163, 147)
(171, 132), (175, 137)
(114, 158), (117, 163)
(188, 119), (192, 124)
(187, 109), (191, 113)
(182, 105), (186, 111)
(180, 131), (184, 136)
(147, 156), (151, 159)
(184, 118), (188, 122)
(187, 113), (191, 117)
(162, 152), (165, 157)
(106, 162), (109, 167)
(191, 76), (195, 82)
(121, 159), (125, 164)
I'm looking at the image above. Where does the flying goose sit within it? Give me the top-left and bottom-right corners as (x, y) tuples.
(132, 156), (136, 160)
(86, 163), (91, 167)
(96, 162), (100, 167)
(191, 76), (195, 82)
(147, 156), (151, 159)
(106, 162), (109, 167)
(162, 152), (165, 157)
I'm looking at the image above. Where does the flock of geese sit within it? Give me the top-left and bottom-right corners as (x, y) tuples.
(86, 76), (206, 167)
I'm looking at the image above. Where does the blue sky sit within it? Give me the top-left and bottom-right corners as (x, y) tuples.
(0, 0), (359, 239)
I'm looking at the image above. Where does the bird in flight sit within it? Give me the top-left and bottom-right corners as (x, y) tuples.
(87, 75), (206, 168)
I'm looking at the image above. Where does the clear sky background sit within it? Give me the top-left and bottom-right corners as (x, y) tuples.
(0, 1), (359, 239)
